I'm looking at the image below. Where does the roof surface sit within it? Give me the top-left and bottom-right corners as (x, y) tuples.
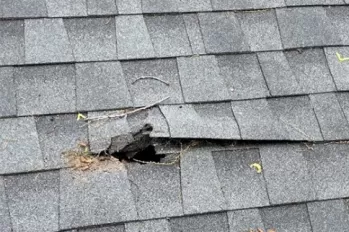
(1, 0), (349, 231)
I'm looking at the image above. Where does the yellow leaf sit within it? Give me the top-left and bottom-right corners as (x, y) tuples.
(77, 113), (87, 121)
(250, 163), (262, 174)
(336, 52), (349, 62)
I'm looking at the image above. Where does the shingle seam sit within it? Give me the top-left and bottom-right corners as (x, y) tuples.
(1, 177), (13, 231)
(256, 53), (272, 97)
(229, 102), (242, 139)
(305, 203), (315, 232)
(335, 93), (349, 130)
(178, 158), (186, 216)
(58, 169), (62, 230)
(257, 148), (272, 206)
(34, 116), (47, 168)
(322, 48), (339, 91)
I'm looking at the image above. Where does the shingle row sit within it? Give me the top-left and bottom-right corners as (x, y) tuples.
(1, 143), (349, 230)
(1, 8), (349, 65)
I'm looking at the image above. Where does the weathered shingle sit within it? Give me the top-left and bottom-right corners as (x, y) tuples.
(116, 0), (142, 14)
(87, 0), (118, 15)
(180, 147), (226, 214)
(183, 14), (206, 54)
(237, 10), (283, 51)
(0, 177), (11, 232)
(76, 61), (132, 111)
(4, 171), (59, 232)
(0, 0), (47, 18)
(142, 0), (179, 13)
(46, 0), (87, 17)
(79, 225), (125, 232)
(25, 18), (74, 64)
(145, 15), (192, 57)
(59, 163), (137, 229)
(126, 163), (183, 219)
(337, 92), (349, 120)
(15, 65), (76, 115)
(199, 12), (249, 53)
(0, 117), (44, 174)
(177, 0), (212, 12)
(227, 209), (265, 232)
(325, 47), (349, 91)
(125, 219), (171, 232)
(177, 56), (230, 102)
(0, 67), (16, 117)
(211, 0), (285, 10)
(64, 18), (117, 61)
(212, 149), (270, 209)
(0, 20), (24, 65)
(160, 103), (240, 139)
(286, 0), (344, 5)
(122, 59), (183, 106)
(326, 7), (349, 45)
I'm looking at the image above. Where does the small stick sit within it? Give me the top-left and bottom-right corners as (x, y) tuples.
(132, 76), (170, 86)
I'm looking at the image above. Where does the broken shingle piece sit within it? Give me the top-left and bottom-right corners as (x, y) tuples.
(0, 0), (47, 18)
(0, 117), (44, 175)
(227, 209), (265, 232)
(4, 171), (60, 232)
(76, 61), (133, 111)
(87, 0), (118, 15)
(211, 0), (285, 10)
(325, 47), (349, 91)
(160, 103), (240, 139)
(125, 219), (171, 232)
(180, 147), (226, 214)
(15, 65), (76, 116)
(25, 18), (74, 64)
(46, 0), (87, 17)
(64, 18), (117, 61)
(0, 67), (16, 117)
(0, 177), (11, 232)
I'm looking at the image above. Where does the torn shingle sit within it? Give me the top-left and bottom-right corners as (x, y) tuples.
(4, 171), (59, 232)
(180, 147), (226, 214)
(144, 15), (192, 57)
(0, 117), (44, 174)
(198, 12), (249, 53)
(324, 47), (349, 91)
(260, 144), (316, 204)
(15, 65), (76, 116)
(46, 0), (87, 17)
(170, 213), (230, 232)
(237, 10), (283, 52)
(258, 51), (302, 96)
(126, 163), (183, 219)
(227, 209), (265, 232)
(64, 18), (117, 61)
(0, 177), (11, 232)
(25, 19), (74, 64)
(76, 62), (133, 111)
(0, 67), (16, 117)
(0, 20), (25, 65)
(160, 103), (240, 139)
(310, 93), (349, 140)
(308, 199), (349, 232)
(35, 114), (88, 169)
(261, 205), (312, 232)
(212, 149), (269, 209)
(79, 225), (125, 232)
(125, 219), (171, 232)
(59, 163), (137, 229)
(211, 0), (285, 10)
(0, 0), (47, 18)
(87, 0), (118, 15)
(177, 56), (230, 102)
(183, 14), (206, 55)
(116, 15), (155, 59)
(116, 0), (142, 14)
(216, 54), (269, 100)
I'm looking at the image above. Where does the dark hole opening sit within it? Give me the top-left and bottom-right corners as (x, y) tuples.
(111, 145), (165, 164)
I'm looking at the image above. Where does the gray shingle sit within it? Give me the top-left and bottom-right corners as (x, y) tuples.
(122, 59), (183, 106)
(0, 117), (44, 174)
(0, 20), (24, 65)
(237, 10), (283, 51)
(308, 199), (349, 232)
(212, 149), (269, 209)
(268, 96), (323, 141)
(276, 7), (340, 48)
(145, 15), (192, 57)
(0, 177), (11, 232)
(183, 14), (206, 55)
(260, 144), (316, 204)
(64, 18), (117, 61)
(87, 0), (117, 15)
(257, 51), (302, 96)
(60, 162), (137, 229)
(170, 213), (230, 232)
(126, 219), (171, 232)
(76, 61), (132, 111)
(0, 0), (47, 18)
(227, 209), (265, 232)
(285, 49), (336, 93)
(180, 147), (226, 214)
(304, 143), (349, 200)
(177, 0), (212, 12)
(325, 47), (349, 91)
(160, 103), (240, 139)
(286, 0), (344, 5)
(4, 171), (59, 232)
(35, 114), (88, 169)
(15, 65), (76, 115)
(116, 0), (142, 14)
(116, 15), (155, 59)
(142, 0), (179, 13)
(177, 56), (230, 102)
(25, 18), (74, 64)
(88, 112), (130, 153)
(211, 0), (285, 10)
(79, 225), (125, 232)
(310, 93), (349, 140)
(261, 205), (312, 232)
(46, 0), (87, 17)
(0, 67), (16, 117)
(337, 92), (349, 120)
(326, 7), (349, 45)
(126, 163), (183, 219)
(199, 12), (249, 53)
(216, 54), (269, 100)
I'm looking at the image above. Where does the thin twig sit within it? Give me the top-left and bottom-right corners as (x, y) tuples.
(86, 97), (169, 121)
(132, 76), (170, 86)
